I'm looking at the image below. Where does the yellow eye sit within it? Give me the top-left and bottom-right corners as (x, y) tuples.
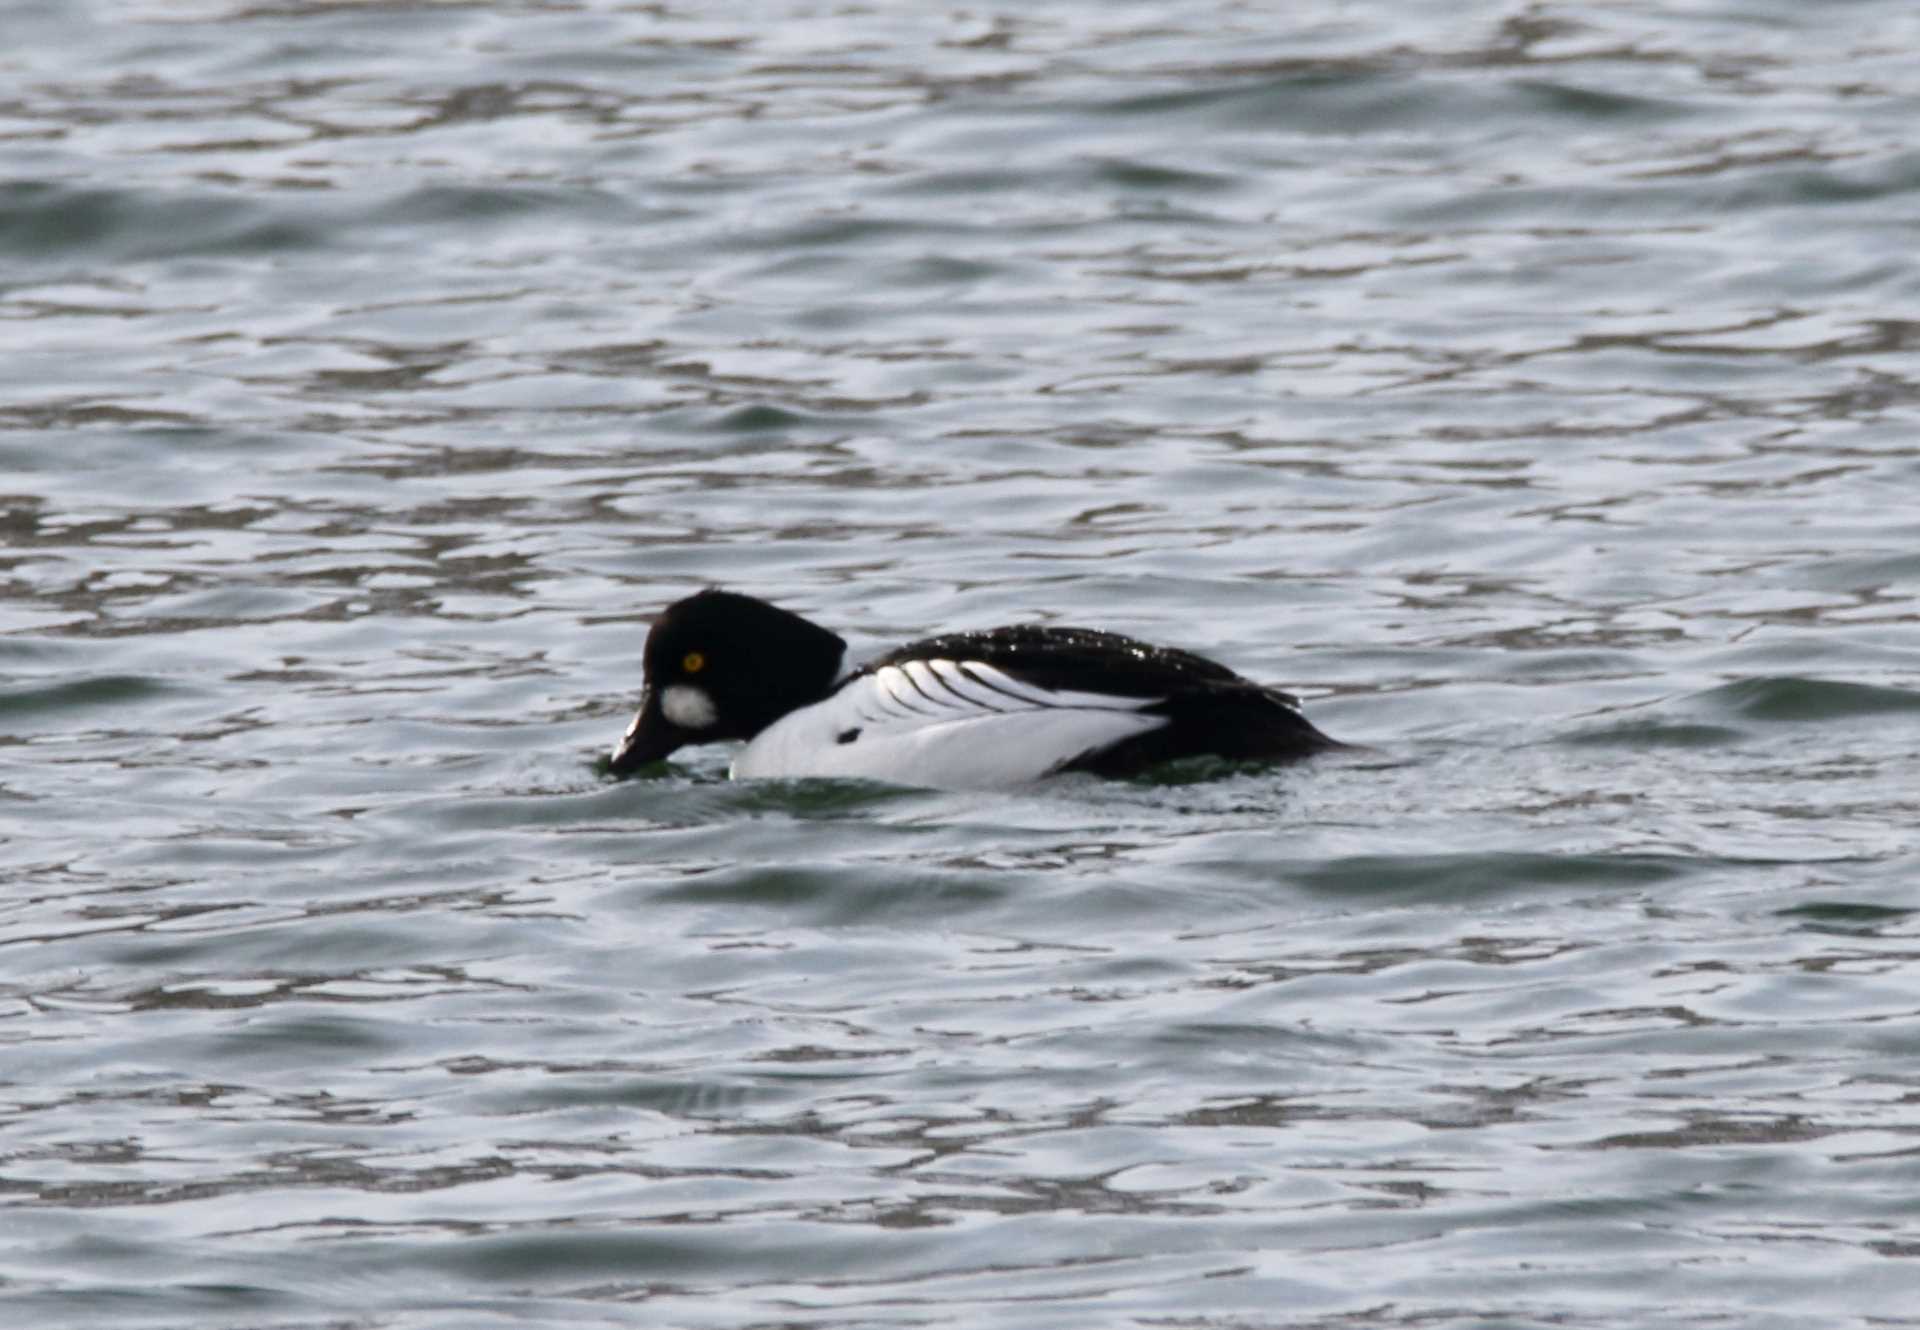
(682, 650), (706, 674)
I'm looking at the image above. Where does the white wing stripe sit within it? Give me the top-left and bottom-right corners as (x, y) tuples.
(928, 660), (1012, 712)
(874, 666), (939, 716)
(962, 660), (1159, 713)
(900, 660), (962, 712)
(867, 658), (1156, 715)
(727, 645), (1196, 786)
(955, 662), (1052, 708)
(735, 678), (1169, 786)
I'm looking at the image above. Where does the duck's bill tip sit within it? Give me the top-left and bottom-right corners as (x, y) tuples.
(605, 703), (685, 777)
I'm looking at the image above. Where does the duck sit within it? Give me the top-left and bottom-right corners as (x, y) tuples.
(606, 589), (1343, 789)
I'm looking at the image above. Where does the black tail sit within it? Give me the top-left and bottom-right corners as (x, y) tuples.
(1063, 685), (1341, 778)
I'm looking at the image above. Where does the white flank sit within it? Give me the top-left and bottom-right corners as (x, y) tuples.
(731, 659), (1165, 789)
(661, 683), (718, 730)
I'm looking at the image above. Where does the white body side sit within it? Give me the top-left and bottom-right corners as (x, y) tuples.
(731, 658), (1167, 789)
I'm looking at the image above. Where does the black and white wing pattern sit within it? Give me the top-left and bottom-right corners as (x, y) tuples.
(730, 623), (1337, 788)
(731, 654), (1167, 787)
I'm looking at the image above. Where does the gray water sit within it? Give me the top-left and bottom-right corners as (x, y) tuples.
(4, 1), (1920, 1326)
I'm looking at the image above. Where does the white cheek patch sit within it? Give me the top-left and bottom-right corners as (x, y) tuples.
(661, 683), (718, 730)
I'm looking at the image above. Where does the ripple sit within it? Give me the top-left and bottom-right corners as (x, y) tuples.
(0, 182), (328, 263)
(1559, 719), (1747, 749)
(1701, 675), (1920, 722)
(0, 673), (177, 721)
(6, 2), (1920, 1327)
(1284, 850), (1702, 899)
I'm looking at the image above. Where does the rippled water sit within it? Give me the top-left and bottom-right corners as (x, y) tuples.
(5, 1), (1920, 1326)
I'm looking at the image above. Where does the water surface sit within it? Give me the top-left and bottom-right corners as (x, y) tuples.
(4, 1), (1920, 1326)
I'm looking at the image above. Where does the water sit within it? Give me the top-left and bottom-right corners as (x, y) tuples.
(4, 1), (1920, 1325)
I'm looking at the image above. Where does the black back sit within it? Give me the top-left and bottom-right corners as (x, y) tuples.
(861, 622), (1340, 777)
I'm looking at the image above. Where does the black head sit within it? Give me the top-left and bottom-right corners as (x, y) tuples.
(607, 590), (847, 775)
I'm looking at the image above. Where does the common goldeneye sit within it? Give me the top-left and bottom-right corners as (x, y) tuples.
(607, 589), (1342, 788)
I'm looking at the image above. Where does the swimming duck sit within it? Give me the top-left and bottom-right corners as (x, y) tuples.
(607, 589), (1341, 788)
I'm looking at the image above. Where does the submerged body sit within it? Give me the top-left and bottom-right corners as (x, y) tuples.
(607, 590), (1341, 789)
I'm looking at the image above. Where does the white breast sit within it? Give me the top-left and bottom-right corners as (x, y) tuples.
(731, 658), (1166, 789)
